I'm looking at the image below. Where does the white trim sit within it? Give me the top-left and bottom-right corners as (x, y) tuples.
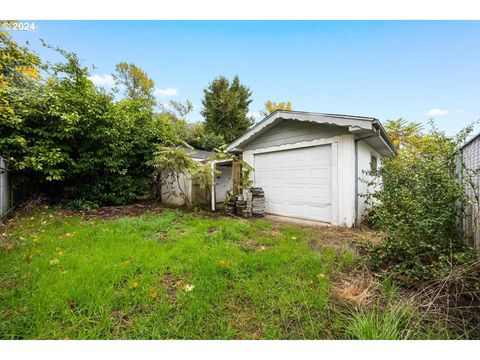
(243, 136), (348, 225)
(226, 110), (375, 152)
(210, 162), (216, 211)
(212, 159), (233, 165)
(245, 136), (342, 155)
(242, 135), (358, 226)
(337, 134), (356, 226)
(331, 142), (339, 225)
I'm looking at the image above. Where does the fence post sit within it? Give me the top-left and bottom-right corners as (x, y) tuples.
(0, 156), (12, 223)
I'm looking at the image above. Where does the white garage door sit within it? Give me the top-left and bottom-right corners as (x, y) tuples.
(254, 145), (332, 222)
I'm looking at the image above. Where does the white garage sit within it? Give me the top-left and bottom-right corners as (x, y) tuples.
(226, 110), (396, 227)
(254, 145), (332, 222)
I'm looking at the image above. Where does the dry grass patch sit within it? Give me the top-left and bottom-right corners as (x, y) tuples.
(332, 270), (379, 307)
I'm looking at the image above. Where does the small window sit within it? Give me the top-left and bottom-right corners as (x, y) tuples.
(370, 154), (378, 172)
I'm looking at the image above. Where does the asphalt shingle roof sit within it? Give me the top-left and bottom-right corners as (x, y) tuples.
(182, 147), (215, 160)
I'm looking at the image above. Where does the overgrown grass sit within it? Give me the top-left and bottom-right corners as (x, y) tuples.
(344, 304), (413, 340)
(0, 208), (460, 339)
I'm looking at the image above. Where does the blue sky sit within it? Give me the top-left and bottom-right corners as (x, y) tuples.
(10, 20), (480, 135)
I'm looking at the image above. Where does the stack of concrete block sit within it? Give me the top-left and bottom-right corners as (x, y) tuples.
(224, 198), (237, 216)
(235, 200), (247, 216)
(250, 187), (265, 217)
(240, 191), (253, 218)
(242, 191), (253, 218)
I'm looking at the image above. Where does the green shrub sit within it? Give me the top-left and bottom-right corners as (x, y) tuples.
(363, 120), (477, 284)
(0, 32), (179, 206)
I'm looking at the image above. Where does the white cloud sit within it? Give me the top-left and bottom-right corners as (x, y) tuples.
(88, 74), (115, 87)
(427, 108), (449, 117)
(154, 87), (179, 97)
(248, 111), (263, 121)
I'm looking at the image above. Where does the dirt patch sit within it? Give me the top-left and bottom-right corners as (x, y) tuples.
(67, 298), (77, 310)
(0, 308), (12, 319)
(206, 226), (218, 233)
(308, 226), (384, 252)
(235, 237), (270, 253)
(282, 315), (302, 339)
(61, 201), (165, 220)
(225, 295), (263, 339)
(263, 215), (329, 228)
(260, 228), (282, 237)
(308, 238), (322, 251)
(154, 231), (169, 244)
(161, 273), (182, 304)
(1, 277), (20, 289)
(110, 310), (133, 336)
(318, 226), (366, 244)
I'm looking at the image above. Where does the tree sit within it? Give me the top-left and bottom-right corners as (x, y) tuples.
(160, 100), (225, 151)
(0, 36), (178, 207)
(260, 100), (292, 117)
(169, 100), (193, 120)
(0, 28), (41, 130)
(384, 118), (423, 150)
(112, 62), (155, 100)
(201, 75), (253, 143)
(186, 123), (225, 151)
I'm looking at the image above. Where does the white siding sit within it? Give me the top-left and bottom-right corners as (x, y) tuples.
(356, 140), (383, 222)
(244, 120), (348, 151)
(161, 172), (192, 206)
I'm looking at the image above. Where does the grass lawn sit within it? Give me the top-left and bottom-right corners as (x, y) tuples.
(0, 206), (452, 339)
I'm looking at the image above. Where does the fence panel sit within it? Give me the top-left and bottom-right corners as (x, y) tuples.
(0, 156), (12, 223)
(459, 139), (480, 248)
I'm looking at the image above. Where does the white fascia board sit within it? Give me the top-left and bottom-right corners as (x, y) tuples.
(226, 110), (374, 153)
(212, 159), (233, 166)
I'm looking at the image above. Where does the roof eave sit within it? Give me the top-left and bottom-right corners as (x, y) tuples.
(226, 110), (377, 152)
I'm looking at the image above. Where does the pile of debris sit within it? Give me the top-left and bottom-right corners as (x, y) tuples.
(224, 198), (237, 217)
(236, 200), (250, 218)
(224, 187), (266, 218)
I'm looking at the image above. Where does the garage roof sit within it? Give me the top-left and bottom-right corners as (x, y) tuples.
(182, 147), (215, 160)
(226, 110), (397, 156)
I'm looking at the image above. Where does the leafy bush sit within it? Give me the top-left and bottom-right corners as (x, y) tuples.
(363, 120), (477, 284)
(161, 100), (225, 151)
(150, 146), (216, 207)
(0, 33), (178, 206)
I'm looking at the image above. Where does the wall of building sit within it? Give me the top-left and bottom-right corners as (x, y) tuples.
(241, 124), (357, 226)
(161, 172), (192, 206)
(356, 140), (383, 223)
